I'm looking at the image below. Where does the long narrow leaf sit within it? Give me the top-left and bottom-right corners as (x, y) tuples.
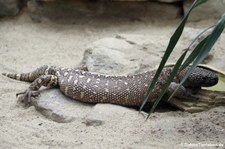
(147, 50), (188, 118)
(168, 13), (225, 101)
(188, 25), (215, 50)
(150, 34), (210, 115)
(192, 0), (208, 8)
(181, 25), (215, 69)
(139, 0), (208, 112)
(180, 35), (209, 70)
(149, 30), (213, 113)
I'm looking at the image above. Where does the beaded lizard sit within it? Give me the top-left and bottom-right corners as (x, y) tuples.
(2, 65), (218, 106)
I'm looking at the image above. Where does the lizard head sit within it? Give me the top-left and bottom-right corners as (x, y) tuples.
(180, 67), (218, 88)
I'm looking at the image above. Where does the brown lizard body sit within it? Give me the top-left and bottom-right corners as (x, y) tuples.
(2, 65), (218, 106)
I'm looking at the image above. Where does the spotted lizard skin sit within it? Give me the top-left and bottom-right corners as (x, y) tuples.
(2, 65), (218, 106)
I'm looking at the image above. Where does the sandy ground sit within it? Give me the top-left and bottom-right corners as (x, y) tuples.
(0, 10), (225, 149)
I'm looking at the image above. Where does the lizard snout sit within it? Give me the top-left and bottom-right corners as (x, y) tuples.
(183, 67), (219, 88)
(200, 70), (218, 87)
(204, 73), (218, 87)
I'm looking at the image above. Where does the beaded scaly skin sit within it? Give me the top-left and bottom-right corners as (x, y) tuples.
(2, 65), (218, 106)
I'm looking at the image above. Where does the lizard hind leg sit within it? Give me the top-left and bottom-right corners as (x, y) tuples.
(17, 74), (58, 106)
(17, 89), (41, 106)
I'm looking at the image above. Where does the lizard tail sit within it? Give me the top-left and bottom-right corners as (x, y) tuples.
(2, 65), (50, 82)
(2, 72), (34, 82)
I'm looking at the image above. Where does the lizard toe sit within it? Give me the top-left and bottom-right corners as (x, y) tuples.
(16, 89), (40, 107)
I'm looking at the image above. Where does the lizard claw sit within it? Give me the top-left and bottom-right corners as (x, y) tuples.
(16, 91), (26, 97)
(16, 89), (40, 107)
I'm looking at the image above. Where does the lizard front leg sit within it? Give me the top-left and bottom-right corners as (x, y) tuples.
(167, 82), (199, 100)
(17, 75), (58, 106)
(76, 64), (89, 71)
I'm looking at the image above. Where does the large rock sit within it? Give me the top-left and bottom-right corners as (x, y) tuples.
(155, 0), (182, 3)
(0, 0), (21, 16)
(27, 0), (181, 23)
(27, 89), (141, 124)
(82, 32), (207, 75)
(82, 35), (162, 75)
(30, 89), (92, 123)
(84, 104), (136, 126)
(37, 0), (182, 2)
(183, 0), (225, 21)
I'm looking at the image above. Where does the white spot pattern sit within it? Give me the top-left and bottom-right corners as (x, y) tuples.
(79, 75), (84, 78)
(87, 78), (91, 83)
(65, 87), (69, 96)
(68, 76), (73, 82)
(16, 74), (21, 80)
(64, 72), (68, 76)
(74, 80), (78, 84)
(38, 79), (42, 84)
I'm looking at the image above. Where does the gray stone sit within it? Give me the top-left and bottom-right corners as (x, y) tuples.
(85, 104), (106, 126)
(154, 0), (182, 3)
(207, 59), (225, 72)
(27, 0), (181, 23)
(183, 0), (225, 21)
(0, 0), (21, 16)
(31, 88), (92, 123)
(84, 103), (136, 126)
(82, 33), (191, 75)
(82, 35), (161, 75)
(37, 0), (181, 2)
(29, 88), (137, 124)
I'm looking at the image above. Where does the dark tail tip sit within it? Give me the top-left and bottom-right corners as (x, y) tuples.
(2, 73), (7, 76)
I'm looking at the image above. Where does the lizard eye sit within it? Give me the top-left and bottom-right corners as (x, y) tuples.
(202, 76), (207, 80)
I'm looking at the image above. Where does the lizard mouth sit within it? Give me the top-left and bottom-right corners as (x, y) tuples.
(202, 74), (219, 87)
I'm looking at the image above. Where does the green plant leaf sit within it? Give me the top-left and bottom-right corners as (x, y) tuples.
(180, 25), (215, 69)
(188, 25), (215, 50)
(192, 0), (208, 8)
(168, 13), (225, 102)
(139, 0), (208, 112)
(180, 35), (209, 70)
(147, 50), (188, 118)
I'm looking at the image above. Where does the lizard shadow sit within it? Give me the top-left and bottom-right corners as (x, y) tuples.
(131, 101), (179, 113)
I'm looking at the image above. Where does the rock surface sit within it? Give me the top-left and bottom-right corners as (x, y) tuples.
(84, 104), (135, 126)
(155, 0), (182, 3)
(82, 29), (225, 74)
(27, 0), (181, 23)
(30, 89), (92, 123)
(0, 0), (21, 16)
(82, 33), (190, 75)
(82, 36), (161, 75)
(183, 0), (225, 21)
